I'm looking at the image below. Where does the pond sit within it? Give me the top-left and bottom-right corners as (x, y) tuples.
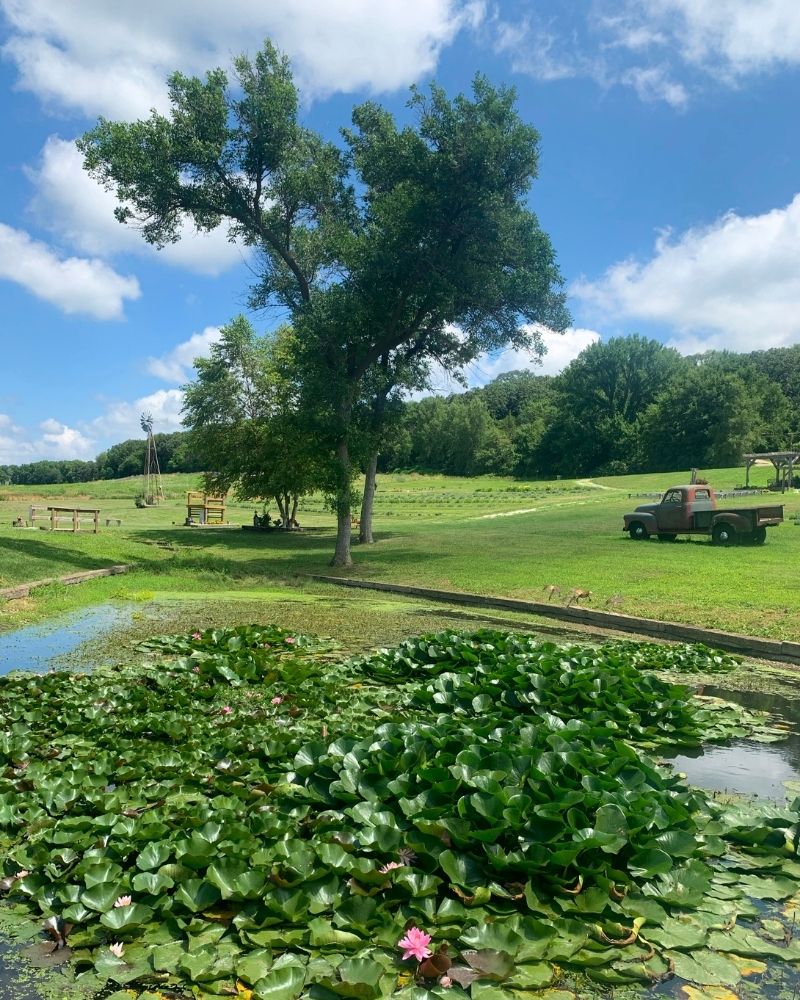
(0, 603), (136, 676)
(670, 685), (800, 800)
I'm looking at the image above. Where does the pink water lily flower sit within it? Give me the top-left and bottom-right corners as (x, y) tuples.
(109, 942), (125, 958)
(398, 927), (432, 961)
(440, 977), (453, 989)
(271, 696), (284, 705)
(284, 636), (296, 645)
(379, 861), (403, 873)
(15, 870), (29, 880)
(220, 706), (233, 715)
(191, 632), (202, 640)
(114, 895), (132, 908)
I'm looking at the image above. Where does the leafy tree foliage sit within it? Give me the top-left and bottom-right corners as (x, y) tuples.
(79, 41), (568, 564)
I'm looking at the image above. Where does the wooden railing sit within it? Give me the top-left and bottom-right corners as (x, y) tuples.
(29, 505), (100, 533)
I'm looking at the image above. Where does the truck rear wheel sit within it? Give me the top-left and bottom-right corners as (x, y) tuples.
(712, 523), (736, 546)
(629, 521), (648, 540)
(751, 526), (767, 545)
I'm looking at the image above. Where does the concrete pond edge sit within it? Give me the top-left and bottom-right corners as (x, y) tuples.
(0, 565), (130, 601)
(311, 574), (800, 667)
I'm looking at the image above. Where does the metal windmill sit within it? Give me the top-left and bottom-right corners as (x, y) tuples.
(140, 412), (165, 505)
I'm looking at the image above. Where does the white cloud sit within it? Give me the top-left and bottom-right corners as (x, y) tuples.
(38, 419), (95, 458)
(27, 137), (245, 276)
(146, 327), (222, 383)
(0, 386), (189, 465)
(0, 222), (140, 319)
(467, 327), (602, 384)
(0, 417), (94, 464)
(91, 389), (186, 441)
(619, 65), (688, 107)
(489, 1), (800, 107)
(415, 327), (601, 397)
(0, 0), (484, 118)
(605, 0), (800, 80)
(572, 194), (800, 352)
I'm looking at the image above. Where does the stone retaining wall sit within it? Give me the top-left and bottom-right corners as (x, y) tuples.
(0, 565), (129, 601)
(311, 575), (800, 666)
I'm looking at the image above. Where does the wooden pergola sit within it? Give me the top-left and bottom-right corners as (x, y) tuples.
(743, 451), (800, 492)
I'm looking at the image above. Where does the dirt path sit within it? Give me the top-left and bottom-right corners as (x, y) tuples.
(575, 478), (616, 490)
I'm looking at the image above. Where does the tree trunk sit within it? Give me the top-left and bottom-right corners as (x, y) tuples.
(331, 436), (353, 567)
(274, 494), (286, 525)
(290, 494), (298, 526)
(359, 451), (379, 544)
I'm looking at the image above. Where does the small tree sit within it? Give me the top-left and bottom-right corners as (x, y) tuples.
(183, 316), (336, 522)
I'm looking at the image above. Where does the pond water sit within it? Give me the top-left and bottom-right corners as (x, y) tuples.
(0, 603), (136, 676)
(669, 685), (800, 800)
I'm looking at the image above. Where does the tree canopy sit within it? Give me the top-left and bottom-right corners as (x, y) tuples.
(79, 40), (569, 563)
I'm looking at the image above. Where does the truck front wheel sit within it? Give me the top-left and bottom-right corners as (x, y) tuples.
(629, 522), (649, 540)
(712, 524), (736, 546)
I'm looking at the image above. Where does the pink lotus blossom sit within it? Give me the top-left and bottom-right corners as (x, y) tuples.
(379, 861), (403, 873)
(398, 927), (432, 962)
(15, 870), (29, 879)
(191, 632), (202, 640)
(193, 666), (201, 674)
(220, 706), (232, 715)
(271, 696), (284, 705)
(284, 636), (296, 645)
(440, 977), (453, 989)
(109, 942), (125, 958)
(114, 895), (132, 908)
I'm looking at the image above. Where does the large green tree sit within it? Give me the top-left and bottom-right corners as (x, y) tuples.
(639, 363), (777, 471)
(79, 42), (568, 564)
(538, 336), (686, 476)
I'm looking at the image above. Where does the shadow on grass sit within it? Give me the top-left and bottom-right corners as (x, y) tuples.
(0, 535), (119, 575)
(124, 526), (429, 581)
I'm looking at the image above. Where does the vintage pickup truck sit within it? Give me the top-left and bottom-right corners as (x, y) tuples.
(623, 485), (783, 545)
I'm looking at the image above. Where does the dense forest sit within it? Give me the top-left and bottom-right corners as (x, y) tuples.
(380, 339), (800, 478)
(2, 339), (799, 486)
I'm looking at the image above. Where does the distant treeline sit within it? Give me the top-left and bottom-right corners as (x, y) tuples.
(4, 339), (800, 486)
(379, 340), (800, 478)
(0, 432), (203, 485)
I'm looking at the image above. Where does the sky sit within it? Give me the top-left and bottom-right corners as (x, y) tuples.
(1, 0), (799, 464)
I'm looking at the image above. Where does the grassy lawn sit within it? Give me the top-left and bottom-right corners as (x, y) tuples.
(0, 466), (797, 639)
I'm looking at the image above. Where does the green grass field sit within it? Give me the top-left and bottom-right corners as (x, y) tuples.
(0, 465), (796, 639)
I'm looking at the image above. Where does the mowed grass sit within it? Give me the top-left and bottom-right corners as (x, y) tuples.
(0, 466), (797, 639)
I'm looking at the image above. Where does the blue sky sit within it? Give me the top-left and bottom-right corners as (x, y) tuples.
(1, 0), (799, 463)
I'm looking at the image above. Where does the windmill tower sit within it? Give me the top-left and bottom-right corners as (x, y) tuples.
(140, 412), (165, 505)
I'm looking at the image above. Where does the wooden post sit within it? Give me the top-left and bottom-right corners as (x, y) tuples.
(51, 508), (56, 532)
(94, 510), (99, 534)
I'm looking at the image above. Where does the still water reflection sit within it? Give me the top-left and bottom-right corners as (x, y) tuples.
(670, 685), (800, 800)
